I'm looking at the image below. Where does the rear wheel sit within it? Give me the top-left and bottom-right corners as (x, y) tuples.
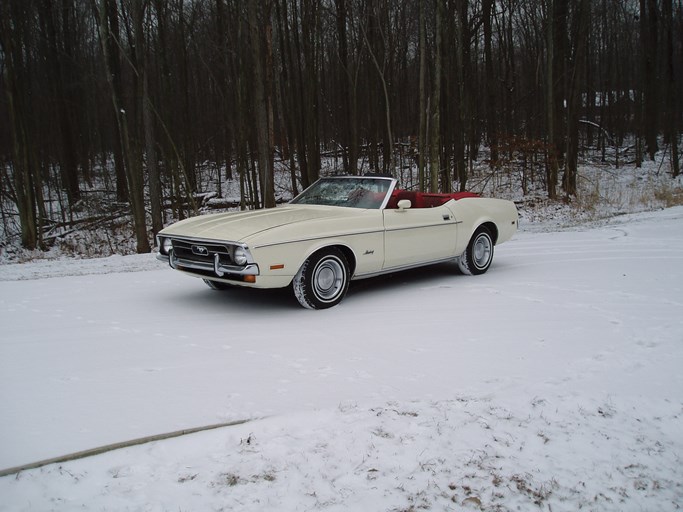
(293, 249), (350, 309)
(458, 227), (494, 275)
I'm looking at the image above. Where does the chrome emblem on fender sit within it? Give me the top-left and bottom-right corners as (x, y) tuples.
(191, 245), (209, 256)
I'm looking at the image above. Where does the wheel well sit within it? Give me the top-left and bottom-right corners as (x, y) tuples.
(480, 222), (499, 244)
(310, 245), (357, 276)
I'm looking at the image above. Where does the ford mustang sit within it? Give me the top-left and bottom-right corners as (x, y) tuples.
(156, 175), (518, 309)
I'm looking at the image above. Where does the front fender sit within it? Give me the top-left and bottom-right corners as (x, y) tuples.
(250, 232), (383, 284)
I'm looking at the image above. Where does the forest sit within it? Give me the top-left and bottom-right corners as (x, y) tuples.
(1, 0), (682, 254)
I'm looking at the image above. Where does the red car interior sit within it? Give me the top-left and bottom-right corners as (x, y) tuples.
(385, 190), (479, 209)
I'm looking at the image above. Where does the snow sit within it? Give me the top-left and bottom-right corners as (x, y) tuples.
(1, 206), (683, 511)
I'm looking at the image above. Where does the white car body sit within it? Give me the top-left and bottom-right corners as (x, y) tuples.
(156, 176), (518, 308)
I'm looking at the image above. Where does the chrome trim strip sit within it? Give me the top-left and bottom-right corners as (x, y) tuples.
(168, 249), (259, 276)
(253, 228), (384, 249)
(384, 222), (458, 233)
(352, 256), (459, 280)
(161, 235), (248, 249)
(378, 180), (399, 210)
(249, 221), (457, 249)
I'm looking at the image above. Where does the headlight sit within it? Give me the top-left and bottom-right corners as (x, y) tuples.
(233, 246), (248, 266)
(161, 237), (173, 255)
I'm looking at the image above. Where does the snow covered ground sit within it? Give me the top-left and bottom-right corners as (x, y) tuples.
(1, 206), (682, 511)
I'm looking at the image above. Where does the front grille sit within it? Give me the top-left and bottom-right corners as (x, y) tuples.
(172, 239), (234, 266)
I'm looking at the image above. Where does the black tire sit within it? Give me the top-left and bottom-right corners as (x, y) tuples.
(458, 227), (494, 276)
(293, 248), (350, 309)
(203, 278), (233, 291)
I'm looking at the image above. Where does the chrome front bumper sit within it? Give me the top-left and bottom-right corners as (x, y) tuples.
(157, 250), (259, 277)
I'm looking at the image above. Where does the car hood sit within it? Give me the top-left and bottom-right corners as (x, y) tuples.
(160, 205), (365, 243)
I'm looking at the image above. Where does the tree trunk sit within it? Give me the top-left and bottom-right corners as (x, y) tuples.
(249, 1), (275, 208)
(135, 3), (162, 235)
(483, 0), (498, 166)
(102, 0), (128, 203)
(640, 0), (659, 160)
(453, 0), (467, 192)
(546, 0), (559, 199)
(335, 0), (357, 175)
(97, 0), (150, 253)
(564, 0), (590, 196)
(0, 0), (39, 249)
(663, 0), (680, 177)
(418, 0), (427, 191)
(430, 0), (443, 193)
(41, 0), (81, 208)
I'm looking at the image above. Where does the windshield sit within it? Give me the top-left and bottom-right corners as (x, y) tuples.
(291, 177), (394, 209)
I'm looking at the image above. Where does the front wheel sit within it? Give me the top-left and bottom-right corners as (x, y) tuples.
(458, 227), (494, 275)
(293, 249), (350, 309)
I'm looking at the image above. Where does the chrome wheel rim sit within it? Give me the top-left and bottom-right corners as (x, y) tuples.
(313, 257), (345, 302)
(473, 233), (492, 269)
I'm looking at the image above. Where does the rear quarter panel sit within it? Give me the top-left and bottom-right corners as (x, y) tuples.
(445, 198), (518, 254)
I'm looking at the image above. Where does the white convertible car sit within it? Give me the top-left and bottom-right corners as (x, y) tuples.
(156, 175), (518, 309)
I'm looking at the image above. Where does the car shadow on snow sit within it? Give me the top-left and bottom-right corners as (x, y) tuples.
(160, 280), (301, 313)
(160, 262), (471, 311)
(346, 261), (465, 299)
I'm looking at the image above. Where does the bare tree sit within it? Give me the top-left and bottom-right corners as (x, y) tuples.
(430, 0), (443, 193)
(1, 0), (40, 249)
(95, 0), (150, 253)
(663, 0), (680, 177)
(40, 0), (82, 208)
(418, 0), (427, 191)
(483, 0), (499, 167)
(546, 0), (565, 199)
(2, 0), (682, 253)
(564, 0), (590, 196)
(640, 0), (660, 160)
(249, 0), (276, 208)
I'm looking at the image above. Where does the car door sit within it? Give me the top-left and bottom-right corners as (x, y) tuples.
(382, 204), (459, 269)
